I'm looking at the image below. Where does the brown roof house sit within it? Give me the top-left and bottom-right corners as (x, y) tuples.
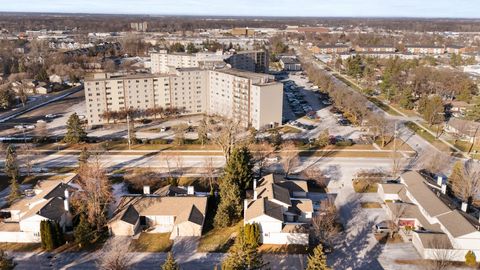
(244, 174), (313, 245)
(378, 171), (480, 261)
(0, 175), (77, 243)
(444, 118), (480, 143)
(108, 185), (208, 239)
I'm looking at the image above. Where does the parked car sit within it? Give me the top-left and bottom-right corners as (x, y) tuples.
(45, 114), (57, 118)
(375, 221), (393, 233)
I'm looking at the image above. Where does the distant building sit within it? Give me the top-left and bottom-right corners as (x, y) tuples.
(279, 57), (302, 71)
(311, 45), (350, 54)
(151, 49), (269, 74)
(231, 27), (255, 37)
(355, 45), (396, 53)
(130, 22), (148, 32)
(405, 45), (445, 55)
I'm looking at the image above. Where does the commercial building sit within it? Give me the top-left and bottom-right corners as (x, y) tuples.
(378, 171), (480, 261)
(84, 68), (282, 130)
(355, 45), (396, 53)
(231, 27), (255, 37)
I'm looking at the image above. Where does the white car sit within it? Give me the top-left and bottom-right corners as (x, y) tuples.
(14, 125), (25, 130)
(45, 114), (57, 118)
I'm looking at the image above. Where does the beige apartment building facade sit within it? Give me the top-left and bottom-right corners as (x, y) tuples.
(84, 68), (282, 130)
(150, 50), (269, 74)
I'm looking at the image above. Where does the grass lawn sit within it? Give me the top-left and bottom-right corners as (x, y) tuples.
(366, 97), (402, 116)
(353, 180), (378, 193)
(405, 121), (453, 152)
(0, 174), (67, 192)
(375, 138), (413, 152)
(361, 202), (382, 208)
(130, 233), (173, 252)
(197, 221), (242, 253)
(279, 126), (302, 134)
(0, 243), (42, 252)
(258, 244), (310, 254)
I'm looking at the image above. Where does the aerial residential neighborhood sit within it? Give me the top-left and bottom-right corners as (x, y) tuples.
(1, 1), (480, 270)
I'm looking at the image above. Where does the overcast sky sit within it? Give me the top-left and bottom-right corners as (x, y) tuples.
(1, 0), (479, 18)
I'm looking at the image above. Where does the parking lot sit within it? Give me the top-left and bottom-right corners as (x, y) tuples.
(280, 72), (367, 141)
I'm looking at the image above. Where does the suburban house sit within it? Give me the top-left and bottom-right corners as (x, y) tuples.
(446, 100), (473, 118)
(108, 185), (208, 239)
(444, 118), (480, 143)
(0, 175), (77, 243)
(378, 171), (480, 261)
(244, 174), (313, 245)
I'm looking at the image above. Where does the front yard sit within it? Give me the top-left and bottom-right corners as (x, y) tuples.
(197, 221), (242, 252)
(129, 233), (173, 252)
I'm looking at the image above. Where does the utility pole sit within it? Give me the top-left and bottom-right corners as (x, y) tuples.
(127, 115), (131, 150)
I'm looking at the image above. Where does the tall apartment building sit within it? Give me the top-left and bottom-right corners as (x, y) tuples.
(84, 68), (282, 130)
(150, 50), (269, 74)
(130, 22), (148, 32)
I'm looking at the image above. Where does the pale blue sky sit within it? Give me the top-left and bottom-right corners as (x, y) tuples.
(0, 0), (478, 18)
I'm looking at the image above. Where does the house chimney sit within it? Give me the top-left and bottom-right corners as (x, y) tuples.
(253, 179), (257, 190)
(143, 186), (151, 195)
(64, 189), (70, 212)
(437, 176), (443, 187)
(461, 202), (468, 212)
(253, 190), (258, 200)
(441, 184), (447, 194)
(187, 186), (194, 195)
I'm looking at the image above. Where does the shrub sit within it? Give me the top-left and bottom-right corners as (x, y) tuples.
(465, 250), (476, 267)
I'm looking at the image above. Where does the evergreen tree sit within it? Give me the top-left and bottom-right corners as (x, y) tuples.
(222, 227), (264, 270)
(450, 161), (465, 198)
(306, 244), (330, 270)
(7, 177), (21, 204)
(270, 130), (282, 149)
(399, 88), (414, 110)
(64, 113), (87, 144)
(162, 252), (179, 270)
(0, 249), (15, 270)
(40, 220), (55, 251)
(213, 177), (242, 228)
(223, 147), (254, 196)
(244, 223), (260, 248)
(4, 145), (19, 181)
(465, 250), (476, 267)
(74, 215), (94, 248)
(53, 221), (65, 248)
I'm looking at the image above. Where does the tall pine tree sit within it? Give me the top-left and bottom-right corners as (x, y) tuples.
(223, 146), (254, 198)
(64, 113), (87, 144)
(5, 145), (21, 204)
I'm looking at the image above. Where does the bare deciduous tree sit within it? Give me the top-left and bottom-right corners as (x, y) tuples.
(249, 142), (275, 177)
(387, 203), (407, 238)
(453, 160), (480, 204)
(19, 144), (35, 176)
(97, 238), (134, 270)
(302, 167), (328, 189)
(311, 198), (339, 246)
(72, 158), (113, 231)
(280, 141), (299, 177)
(423, 238), (458, 270)
(206, 116), (243, 159)
(203, 157), (217, 193)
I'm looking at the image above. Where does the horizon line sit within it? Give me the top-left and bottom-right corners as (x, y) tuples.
(0, 11), (479, 20)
